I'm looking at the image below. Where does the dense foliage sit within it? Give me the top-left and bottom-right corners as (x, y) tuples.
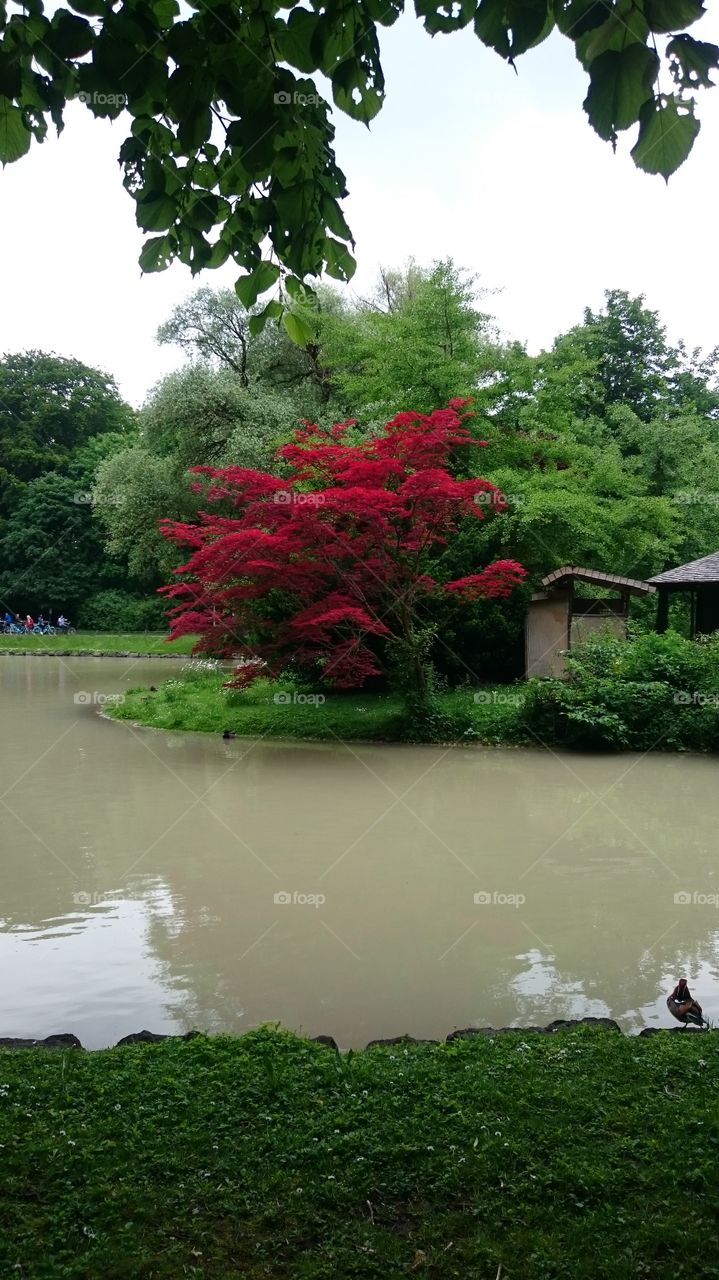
(4, 264), (719, 653)
(1, 0), (717, 319)
(521, 629), (719, 751)
(1, 1027), (718, 1278)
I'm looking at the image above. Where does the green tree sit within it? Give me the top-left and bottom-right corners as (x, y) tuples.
(537, 291), (719, 425)
(156, 286), (335, 404)
(1, 0), (715, 318)
(320, 260), (504, 419)
(92, 446), (190, 583)
(0, 351), (134, 518)
(141, 363), (304, 469)
(0, 472), (126, 616)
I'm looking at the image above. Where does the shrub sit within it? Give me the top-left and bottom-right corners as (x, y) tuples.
(521, 630), (719, 753)
(77, 590), (167, 631)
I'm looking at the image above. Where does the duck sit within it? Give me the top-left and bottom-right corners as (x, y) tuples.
(667, 977), (706, 1029)
(222, 729), (236, 740)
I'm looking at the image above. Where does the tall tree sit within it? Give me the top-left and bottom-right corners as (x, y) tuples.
(320, 260), (504, 419)
(162, 402), (525, 704)
(540, 290), (719, 424)
(0, 351), (134, 518)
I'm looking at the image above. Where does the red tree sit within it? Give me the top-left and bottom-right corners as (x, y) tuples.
(161, 401), (526, 699)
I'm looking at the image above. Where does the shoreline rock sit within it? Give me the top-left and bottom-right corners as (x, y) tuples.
(0, 1016), (708, 1051)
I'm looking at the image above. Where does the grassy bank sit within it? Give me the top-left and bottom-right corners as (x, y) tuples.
(0, 631), (196, 656)
(108, 667), (527, 743)
(1, 1027), (717, 1278)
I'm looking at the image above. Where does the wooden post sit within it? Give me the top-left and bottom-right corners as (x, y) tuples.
(656, 588), (669, 634)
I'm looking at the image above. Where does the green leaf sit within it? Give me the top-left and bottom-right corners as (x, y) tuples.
(324, 237), (355, 282)
(0, 54), (22, 100)
(584, 45), (660, 140)
(644, 0), (704, 34)
(577, 3), (648, 66)
(473, 0), (551, 57)
(177, 104), (212, 151)
(282, 308), (317, 346)
(331, 57), (384, 124)
(235, 260), (280, 308)
(631, 95), (700, 177)
(248, 299), (283, 336)
(136, 195), (177, 231)
(139, 234), (174, 271)
(474, 0), (511, 57)
(151, 0), (180, 27)
(284, 275), (305, 299)
(47, 11), (94, 57)
(0, 96), (31, 164)
(205, 238), (230, 269)
(415, 0), (476, 35)
(667, 34), (719, 89)
(277, 9), (322, 73)
(554, 0), (607, 38)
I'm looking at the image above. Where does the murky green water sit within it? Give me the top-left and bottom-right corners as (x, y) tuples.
(1, 657), (717, 1046)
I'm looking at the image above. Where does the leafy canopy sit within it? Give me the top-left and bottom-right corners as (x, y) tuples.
(0, 0), (716, 322)
(161, 401), (525, 694)
(0, 350), (134, 518)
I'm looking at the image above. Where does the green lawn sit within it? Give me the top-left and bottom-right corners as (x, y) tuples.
(1, 1027), (717, 1278)
(0, 631), (196, 655)
(108, 668), (528, 743)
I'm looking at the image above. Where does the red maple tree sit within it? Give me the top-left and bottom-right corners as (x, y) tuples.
(161, 400), (526, 698)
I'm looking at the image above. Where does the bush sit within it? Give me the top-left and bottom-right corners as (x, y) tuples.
(520, 630), (719, 753)
(77, 590), (168, 632)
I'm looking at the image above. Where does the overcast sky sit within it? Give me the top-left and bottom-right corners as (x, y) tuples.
(1, 11), (718, 405)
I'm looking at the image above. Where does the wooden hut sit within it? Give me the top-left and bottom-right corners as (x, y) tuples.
(526, 566), (655, 678)
(648, 551), (719, 636)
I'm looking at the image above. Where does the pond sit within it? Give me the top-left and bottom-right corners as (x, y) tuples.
(1, 657), (718, 1047)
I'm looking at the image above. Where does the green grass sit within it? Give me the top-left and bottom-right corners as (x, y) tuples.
(1, 1027), (717, 1278)
(108, 668), (529, 743)
(0, 631), (196, 655)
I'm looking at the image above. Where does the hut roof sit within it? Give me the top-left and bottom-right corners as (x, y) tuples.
(539, 566), (654, 597)
(648, 551), (719, 588)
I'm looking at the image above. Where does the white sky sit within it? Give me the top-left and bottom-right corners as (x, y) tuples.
(1, 11), (718, 405)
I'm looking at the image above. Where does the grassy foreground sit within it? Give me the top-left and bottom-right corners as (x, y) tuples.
(1, 1027), (717, 1278)
(109, 668), (527, 743)
(0, 631), (196, 655)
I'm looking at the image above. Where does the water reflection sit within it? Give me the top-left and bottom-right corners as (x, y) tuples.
(1, 657), (719, 1046)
